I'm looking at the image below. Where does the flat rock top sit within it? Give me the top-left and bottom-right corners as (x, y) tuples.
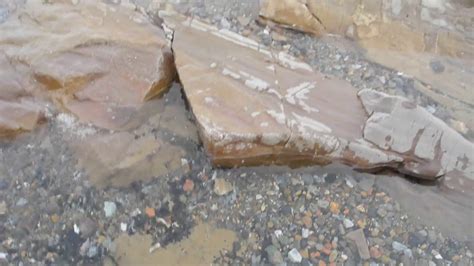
(171, 18), (367, 158)
(0, 0), (175, 131)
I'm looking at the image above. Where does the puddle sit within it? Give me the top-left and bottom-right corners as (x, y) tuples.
(113, 223), (236, 265)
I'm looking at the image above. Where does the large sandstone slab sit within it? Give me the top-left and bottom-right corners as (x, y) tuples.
(167, 16), (473, 183)
(0, 0), (175, 132)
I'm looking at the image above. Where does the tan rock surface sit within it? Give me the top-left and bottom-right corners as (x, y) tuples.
(168, 16), (473, 182)
(0, 0), (175, 132)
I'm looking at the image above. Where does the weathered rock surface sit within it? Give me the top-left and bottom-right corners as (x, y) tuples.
(168, 16), (473, 182)
(259, 0), (474, 57)
(0, 0), (175, 132)
(259, 0), (474, 134)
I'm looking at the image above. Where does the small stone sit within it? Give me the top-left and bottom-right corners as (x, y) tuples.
(16, 198), (28, 207)
(329, 250), (338, 262)
(343, 218), (354, 229)
(145, 207), (156, 218)
(213, 178), (233, 196)
(346, 229), (370, 260)
(431, 250), (443, 260)
(376, 207), (387, 218)
(429, 60), (445, 73)
(74, 223), (81, 234)
(103, 201), (117, 217)
(318, 200), (330, 209)
(371, 228), (380, 237)
(79, 218), (98, 238)
(265, 245), (283, 265)
(392, 241), (408, 252)
(288, 248), (303, 263)
(87, 245), (98, 258)
(51, 214), (60, 224)
(452, 255), (461, 262)
(302, 228), (310, 238)
(182, 179), (194, 192)
(356, 204), (366, 213)
(329, 202), (340, 214)
(0, 201), (7, 215)
(120, 223), (127, 232)
(370, 246), (382, 259)
(302, 215), (312, 228)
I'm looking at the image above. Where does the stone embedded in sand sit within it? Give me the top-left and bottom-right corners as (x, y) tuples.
(75, 132), (188, 188)
(0, 0), (175, 131)
(168, 15), (473, 183)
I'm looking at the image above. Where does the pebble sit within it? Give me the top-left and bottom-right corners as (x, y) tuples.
(16, 198), (28, 207)
(329, 202), (340, 214)
(0, 201), (7, 215)
(346, 229), (370, 260)
(302, 228), (310, 238)
(145, 207), (156, 218)
(429, 60), (445, 73)
(432, 250), (443, 260)
(87, 245), (98, 258)
(182, 179), (194, 192)
(376, 207), (387, 218)
(392, 241), (408, 252)
(343, 218), (354, 229)
(120, 223), (127, 232)
(370, 246), (382, 259)
(79, 218), (97, 238)
(213, 178), (233, 196)
(329, 250), (338, 262)
(265, 245), (283, 264)
(288, 248), (303, 263)
(74, 223), (81, 234)
(103, 201), (117, 217)
(318, 199), (329, 209)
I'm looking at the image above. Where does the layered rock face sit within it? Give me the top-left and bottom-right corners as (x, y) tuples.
(0, 0), (176, 132)
(168, 16), (473, 183)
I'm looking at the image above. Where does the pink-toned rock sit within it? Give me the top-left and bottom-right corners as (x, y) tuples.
(167, 15), (473, 183)
(0, 53), (43, 137)
(0, 1), (175, 132)
(0, 99), (43, 138)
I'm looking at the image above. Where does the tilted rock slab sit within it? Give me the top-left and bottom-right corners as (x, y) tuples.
(0, 0), (175, 132)
(168, 16), (473, 182)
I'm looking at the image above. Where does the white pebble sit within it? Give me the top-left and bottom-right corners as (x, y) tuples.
(343, 218), (354, 228)
(288, 248), (302, 263)
(120, 223), (127, 232)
